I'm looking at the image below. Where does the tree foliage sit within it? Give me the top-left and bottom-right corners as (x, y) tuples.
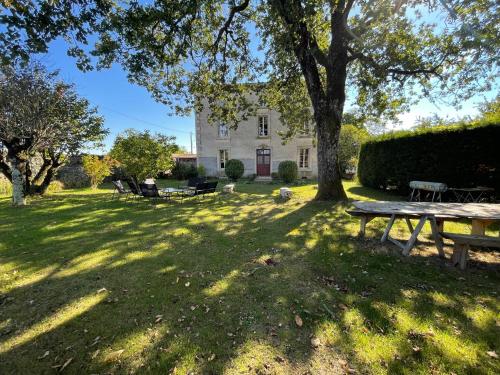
(2, 1), (497, 199)
(0, 62), (107, 205)
(110, 129), (180, 181)
(82, 154), (117, 189)
(338, 124), (369, 173)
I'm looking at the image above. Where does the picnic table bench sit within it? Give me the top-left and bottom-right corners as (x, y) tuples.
(347, 201), (500, 261)
(440, 232), (500, 269)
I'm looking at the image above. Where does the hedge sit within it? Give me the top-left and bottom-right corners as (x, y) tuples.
(357, 122), (500, 196)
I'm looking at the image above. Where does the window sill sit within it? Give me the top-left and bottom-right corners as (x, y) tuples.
(216, 137), (230, 141)
(257, 135), (270, 139)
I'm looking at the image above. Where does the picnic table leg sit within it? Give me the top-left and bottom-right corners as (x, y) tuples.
(451, 243), (469, 270)
(429, 216), (445, 258)
(471, 219), (487, 235)
(402, 215), (427, 256)
(381, 214), (396, 243)
(405, 217), (414, 233)
(359, 215), (374, 237)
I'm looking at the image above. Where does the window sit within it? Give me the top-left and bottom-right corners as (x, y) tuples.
(300, 122), (311, 136)
(299, 148), (310, 169)
(218, 124), (229, 138)
(219, 149), (229, 169)
(257, 115), (269, 137)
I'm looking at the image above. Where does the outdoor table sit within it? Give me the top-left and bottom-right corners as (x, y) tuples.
(448, 187), (495, 203)
(347, 201), (500, 256)
(160, 187), (185, 201)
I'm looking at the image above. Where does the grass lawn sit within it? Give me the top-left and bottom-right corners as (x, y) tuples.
(0, 180), (499, 374)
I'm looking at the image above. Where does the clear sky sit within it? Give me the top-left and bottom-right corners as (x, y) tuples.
(41, 37), (496, 153)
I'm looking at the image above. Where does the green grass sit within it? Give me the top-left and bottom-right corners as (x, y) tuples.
(0, 180), (499, 374)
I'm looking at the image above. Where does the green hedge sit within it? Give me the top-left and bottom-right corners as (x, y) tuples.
(358, 122), (500, 195)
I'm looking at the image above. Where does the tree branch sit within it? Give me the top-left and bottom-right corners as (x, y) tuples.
(213, 0), (250, 52)
(347, 47), (445, 79)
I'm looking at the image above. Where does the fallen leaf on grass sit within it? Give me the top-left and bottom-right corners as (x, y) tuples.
(264, 258), (278, 266)
(97, 288), (107, 294)
(91, 349), (100, 359)
(59, 358), (73, 372)
(207, 354), (216, 361)
(185, 282), (190, 287)
(310, 337), (321, 348)
(487, 351), (498, 359)
(37, 350), (49, 360)
(105, 349), (125, 362)
(155, 315), (163, 323)
(89, 336), (100, 347)
(294, 315), (303, 327)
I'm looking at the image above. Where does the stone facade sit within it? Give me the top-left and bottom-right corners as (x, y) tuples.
(196, 101), (317, 179)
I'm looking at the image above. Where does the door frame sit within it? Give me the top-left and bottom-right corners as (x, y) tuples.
(255, 147), (272, 176)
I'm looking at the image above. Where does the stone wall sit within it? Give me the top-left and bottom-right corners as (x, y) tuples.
(57, 155), (90, 188)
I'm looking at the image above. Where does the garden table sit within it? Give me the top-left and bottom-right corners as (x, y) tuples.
(448, 187), (495, 203)
(347, 201), (500, 256)
(160, 187), (184, 201)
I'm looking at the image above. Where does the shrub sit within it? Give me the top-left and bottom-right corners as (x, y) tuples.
(271, 172), (279, 180)
(171, 162), (193, 180)
(278, 161), (298, 183)
(186, 164), (199, 179)
(225, 159), (244, 181)
(171, 162), (187, 180)
(82, 155), (117, 189)
(358, 121), (500, 196)
(197, 164), (206, 177)
(46, 180), (65, 193)
(0, 177), (12, 196)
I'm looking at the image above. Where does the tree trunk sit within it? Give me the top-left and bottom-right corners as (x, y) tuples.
(35, 161), (60, 195)
(315, 109), (347, 201)
(10, 156), (27, 206)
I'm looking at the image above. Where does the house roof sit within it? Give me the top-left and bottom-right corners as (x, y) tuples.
(172, 153), (197, 159)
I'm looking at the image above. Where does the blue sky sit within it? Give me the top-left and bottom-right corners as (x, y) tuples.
(41, 38), (496, 153)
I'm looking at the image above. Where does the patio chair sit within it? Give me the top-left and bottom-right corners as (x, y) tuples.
(179, 176), (206, 190)
(139, 183), (165, 203)
(126, 178), (143, 199)
(180, 180), (218, 201)
(111, 180), (131, 200)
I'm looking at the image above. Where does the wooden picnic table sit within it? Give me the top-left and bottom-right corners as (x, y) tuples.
(347, 201), (500, 256)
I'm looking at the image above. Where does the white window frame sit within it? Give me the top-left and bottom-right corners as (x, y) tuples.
(300, 122), (311, 136)
(298, 147), (310, 170)
(257, 115), (269, 137)
(218, 149), (229, 170)
(218, 124), (229, 138)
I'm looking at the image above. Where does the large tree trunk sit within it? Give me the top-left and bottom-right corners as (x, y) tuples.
(10, 156), (27, 206)
(315, 108), (347, 201)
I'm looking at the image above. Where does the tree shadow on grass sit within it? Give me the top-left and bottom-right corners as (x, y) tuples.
(0, 189), (499, 374)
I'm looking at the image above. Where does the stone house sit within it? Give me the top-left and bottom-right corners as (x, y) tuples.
(196, 103), (317, 179)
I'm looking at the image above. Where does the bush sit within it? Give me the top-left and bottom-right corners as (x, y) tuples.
(82, 155), (117, 189)
(271, 172), (279, 180)
(278, 161), (298, 183)
(225, 159), (244, 181)
(171, 162), (189, 180)
(197, 164), (206, 177)
(186, 164), (198, 179)
(46, 180), (65, 193)
(0, 177), (12, 196)
(358, 122), (500, 196)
